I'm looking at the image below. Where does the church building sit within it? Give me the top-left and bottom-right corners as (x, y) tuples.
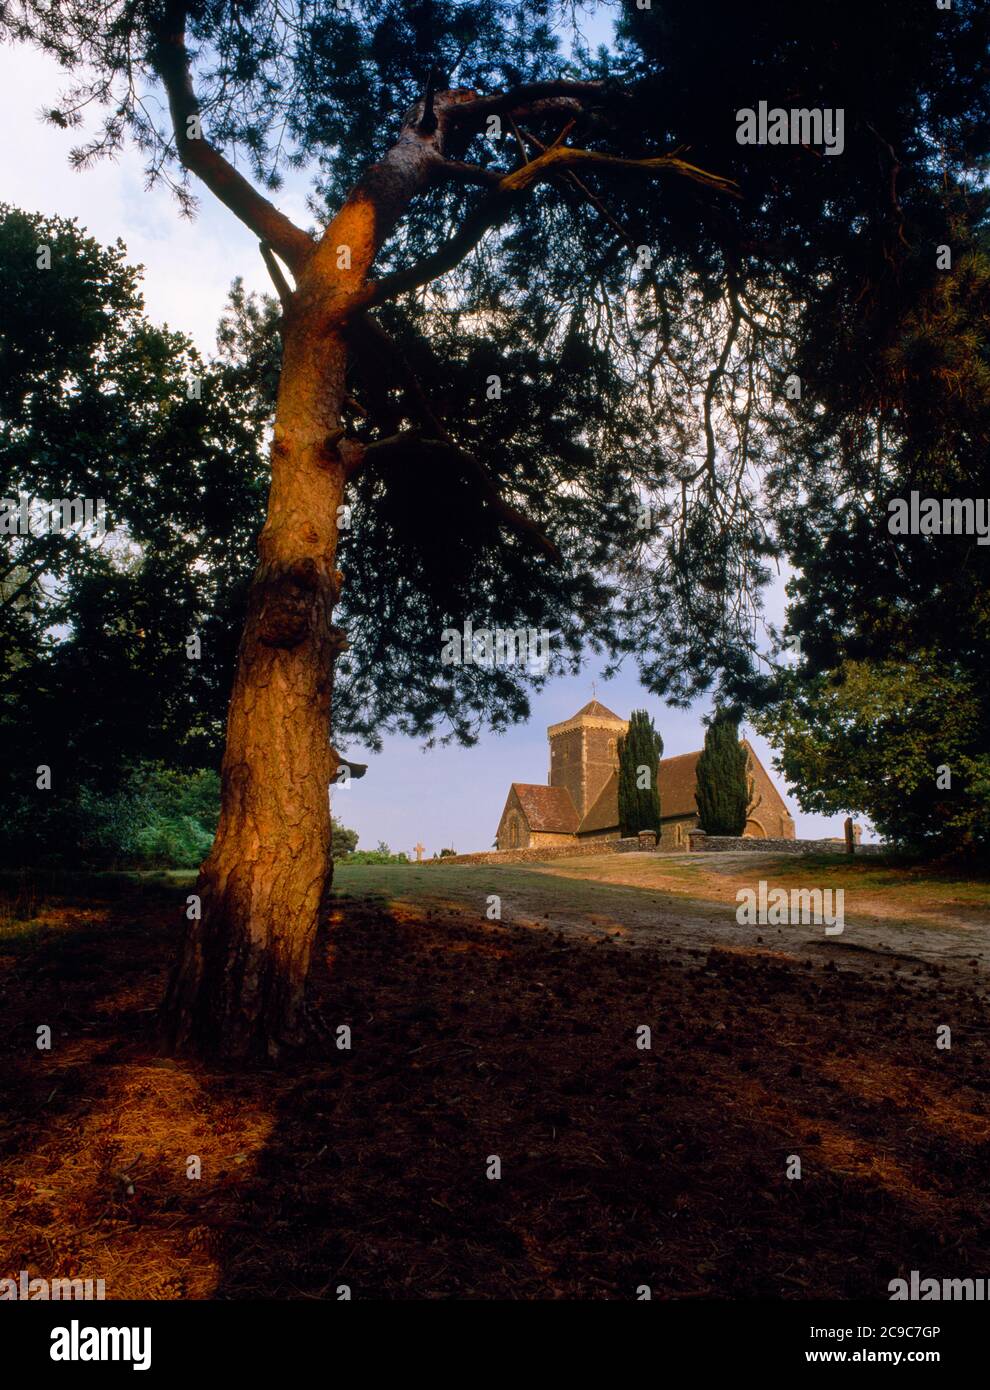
(495, 700), (795, 852)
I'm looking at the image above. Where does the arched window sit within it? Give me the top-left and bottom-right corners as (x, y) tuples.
(509, 816), (520, 848)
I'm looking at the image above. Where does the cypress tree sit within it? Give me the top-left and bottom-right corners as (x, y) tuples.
(617, 710), (663, 837)
(695, 713), (749, 836)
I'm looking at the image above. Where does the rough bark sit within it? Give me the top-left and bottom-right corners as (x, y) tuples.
(163, 301), (349, 1059)
(161, 85), (456, 1060)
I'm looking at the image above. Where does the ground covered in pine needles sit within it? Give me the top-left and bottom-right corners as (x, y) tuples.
(2, 870), (989, 1300)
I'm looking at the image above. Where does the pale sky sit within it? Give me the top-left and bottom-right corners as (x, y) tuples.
(0, 40), (856, 854)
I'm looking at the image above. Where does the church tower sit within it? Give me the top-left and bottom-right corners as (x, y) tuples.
(547, 700), (628, 822)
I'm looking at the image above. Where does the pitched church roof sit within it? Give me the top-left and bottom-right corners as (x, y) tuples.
(508, 783), (580, 833)
(657, 750), (703, 819)
(579, 771), (620, 834)
(572, 752), (702, 833)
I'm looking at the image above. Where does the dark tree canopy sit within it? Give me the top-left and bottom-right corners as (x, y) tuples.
(5, 0), (987, 742)
(0, 207), (268, 855)
(749, 224), (990, 854)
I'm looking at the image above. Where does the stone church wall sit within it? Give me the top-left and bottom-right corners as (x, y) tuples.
(549, 722), (622, 821)
(426, 836), (645, 867)
(658, 816), (698, 851)
(688, 831), (884, 855)
(743, 746), (796, 839)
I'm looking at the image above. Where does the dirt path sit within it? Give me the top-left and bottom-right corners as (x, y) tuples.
(367, 853), (990, 983)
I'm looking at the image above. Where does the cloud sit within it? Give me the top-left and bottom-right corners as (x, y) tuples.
(0, 43), (310, 352)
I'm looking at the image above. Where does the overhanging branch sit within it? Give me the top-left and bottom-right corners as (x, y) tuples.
(363, 139), (737, 312)
(260, 242), (293, 307)
(363, 189), (520, 308)
(346, 318), (562, 564)
(446, 80), (606, 130)
(518, 125), (640, 250)
(151, 2), (313, 274)
(499, 145), (740, 197)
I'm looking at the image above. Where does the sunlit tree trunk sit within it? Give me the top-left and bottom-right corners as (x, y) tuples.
(163, 302), (349, 1060)
(158, 94), (467, 1060)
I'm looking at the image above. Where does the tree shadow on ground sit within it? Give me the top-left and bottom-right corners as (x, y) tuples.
(213, 896), (990, 1299)
(3, 875), (989, 1300)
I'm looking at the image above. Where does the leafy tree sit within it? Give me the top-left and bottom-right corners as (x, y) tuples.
(747, 206), (990, 853)
(0, 762), (219, 868)
(0, 207), (273, 846)
(5, 0), (987, 1058)
(331, 816), (359, 859)
(753, 659), (990, 857)
(695, 712), (748, 836)
(617, 708), (662, 836)
(346, 846), (409, 864)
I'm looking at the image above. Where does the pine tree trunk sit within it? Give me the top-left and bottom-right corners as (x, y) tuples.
(162, 305), (348, 1061)
(158, 82), (465, 1061)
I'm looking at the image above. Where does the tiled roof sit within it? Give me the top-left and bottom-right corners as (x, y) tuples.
(510, 783), (580, 833)
(508, 739), (785, 839)
(572, 699), (624, 721)
(578, 771), (619, 833)
(575, 751), (703, 831)
(657, 750), (702, 819)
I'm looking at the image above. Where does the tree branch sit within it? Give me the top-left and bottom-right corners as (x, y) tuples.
(259, 242), (293, 307)
(507, 115), (531, 168)
(347, 315), (561, 562)
(363, 140), (736, 311)
(419, 66), (442, 134)
(446, 81), (606, 130)
(364, 189), (520, 308)
(151, 2), (313, 274)
(443, 440), (563, 563)
(432, 160), (505, 190)
(518, 125), (640, 250)
(345, 427), (423, 476)
(0, 556), (48, 612)
(499, 145), (740, 197)
(350, 312), (449, 439)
